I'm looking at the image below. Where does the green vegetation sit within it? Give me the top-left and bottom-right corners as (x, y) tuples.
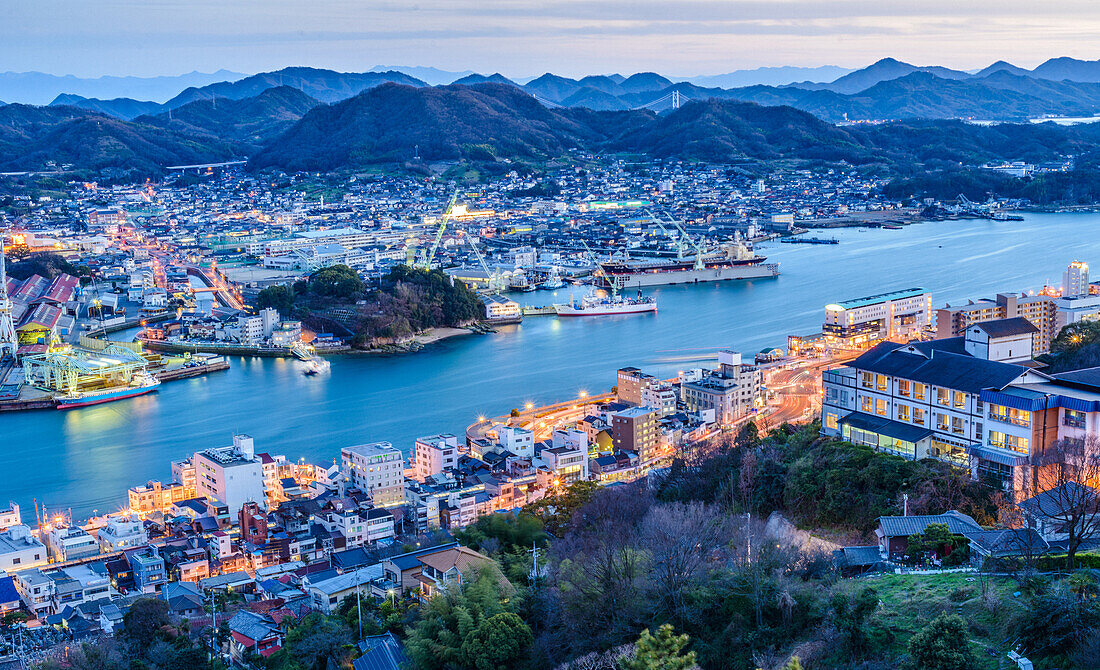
(620, 625), (697, 670)
(8, 251), (91, 280)
(257, 264), (483, 347)
(1039, 319), (1100, 372)
(37, 598), (220, 670)
(905, 523), (970, 567)
(657, 421), (1003, 531)
(906, 613), (978, 670)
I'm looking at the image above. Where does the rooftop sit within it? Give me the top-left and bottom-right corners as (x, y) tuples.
(827, 287), (928, 311)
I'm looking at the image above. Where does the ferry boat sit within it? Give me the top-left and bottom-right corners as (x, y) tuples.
(595, 241), (779, 289)
(554, 291), (657, 317)
(56, 373), (160, 409)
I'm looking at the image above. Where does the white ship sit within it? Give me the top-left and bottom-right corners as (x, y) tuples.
(554, 290), (657, 317)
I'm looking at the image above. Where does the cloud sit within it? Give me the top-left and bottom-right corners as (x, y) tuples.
(3, 0), (1098, 77)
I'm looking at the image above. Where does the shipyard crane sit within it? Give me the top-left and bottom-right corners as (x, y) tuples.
(644, 210), (688, 260)
(580, 240), (625, 295)
(461, 230), (506, 291)
(415, 190), (459, 269)
(651, 211), (706, 269)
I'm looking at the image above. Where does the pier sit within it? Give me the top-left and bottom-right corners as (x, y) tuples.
(779, 236), (840, 245)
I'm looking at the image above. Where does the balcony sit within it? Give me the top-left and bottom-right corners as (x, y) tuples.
(989, 413), (1029, 428)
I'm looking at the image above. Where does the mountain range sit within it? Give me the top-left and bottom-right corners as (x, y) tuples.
(6, 59), (1100, 179)
(11, 57), (1100, 126)
(0, 70), (245, 106)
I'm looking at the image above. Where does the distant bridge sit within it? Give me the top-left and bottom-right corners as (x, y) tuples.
(165, 160), (247, 172)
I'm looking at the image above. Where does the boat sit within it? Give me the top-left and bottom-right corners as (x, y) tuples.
(508, 271), (537, 292)
(594, 241), (779, 289)
(56, 373), (160, 409)
(540, 267), (566, 290)
(554, 290), (657, 317)
(302, 358), (329, 376)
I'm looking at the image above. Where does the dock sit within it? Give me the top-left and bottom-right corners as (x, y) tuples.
(521, 305), (557, 317)
(779, 237), (840, 245)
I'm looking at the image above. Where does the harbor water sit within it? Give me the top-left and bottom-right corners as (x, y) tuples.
(5, 213), (1100, 517)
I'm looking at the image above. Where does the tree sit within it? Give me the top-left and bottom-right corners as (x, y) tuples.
(1025, 438), (1100, 569)
(906, 613), (976, 670)
(831, 587), (879, 658)
(120, 598), (172, 648)
(460, 612), (534, 670)
(256, 284), (295, 315)
(619, 624), (697, 670)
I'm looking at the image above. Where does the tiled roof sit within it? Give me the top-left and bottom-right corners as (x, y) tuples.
(850, 341), (1027, 393)
(877, 511), (982, 538)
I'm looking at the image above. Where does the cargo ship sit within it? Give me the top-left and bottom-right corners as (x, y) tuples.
(554, 291), (657, 316)
(595, 241), (779, 289)
(56, 373), (161, 409)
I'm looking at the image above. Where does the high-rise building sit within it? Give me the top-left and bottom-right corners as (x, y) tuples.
(680, 351), (764, 424)
(341, 442), (405, 507)
(193, 434), (266, 516)
(1064, 261), (1090, 299)
(936, 292), (1057, 355)
(612, 407), (659, 462)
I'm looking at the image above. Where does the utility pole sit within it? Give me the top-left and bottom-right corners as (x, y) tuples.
(529, 541), (539, 588)
(355, 568), (362, 640)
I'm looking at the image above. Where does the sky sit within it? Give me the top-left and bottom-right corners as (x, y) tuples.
(4, 0), (1100, 78)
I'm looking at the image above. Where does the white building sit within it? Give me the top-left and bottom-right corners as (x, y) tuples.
(193, 434), (267, 515)
(0, 526), (47, 573)
(680, 351), (764, 424)
(640, 383), (678, 417)
(96, 516), (149, 552)
(341, 442), (405, 507)
(46, 526), (100, 562)
(498, 425), (534, 458)
(1064, 261), (1090, 299)
(413, 434), (459, 482)
(823, 287), (932, 345)
(0, 503), (21, 531)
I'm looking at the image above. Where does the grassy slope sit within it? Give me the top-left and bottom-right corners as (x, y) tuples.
(851, 573), (1028, 669)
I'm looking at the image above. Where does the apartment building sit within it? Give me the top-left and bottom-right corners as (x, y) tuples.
(823, 287), (932, 345)
(497, 426), (534, 458)
(193, 434), (266, 515)
(0, 526), (47, 573)
(45, 526), (99, 562)
(413, 434), (459, 482)
(341, 442), (405, 507)
(640, 383), (678, 417)
(680, 351), (763, 424)
(616, 367), (658, 406)
(612, 407), (659, 462)
(936, 293), (1056, 354)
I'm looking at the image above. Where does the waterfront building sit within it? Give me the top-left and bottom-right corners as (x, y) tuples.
(193, 434), (267, 515)
(612, 407), (659, 462)
(341, 442), (405, 507)
(680, 351), (764, 425)
(413, 434), (459, 482)
(1064, 261), (1090, 299)
(0, 525), (46, 573)
(616, 367), (658, 406)
(497, 426), (534, 458)
(45, 526), (99, 562)
(480, 294), (521, 323)
(823, 288), (932, 345)
(96, 516), (149, 553)
(128, 480), (196, 516)
(0, 503), (20, 531)
(936, 292), (1057, 354)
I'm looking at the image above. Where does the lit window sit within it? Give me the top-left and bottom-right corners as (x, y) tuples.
(876, 399), (888, 416)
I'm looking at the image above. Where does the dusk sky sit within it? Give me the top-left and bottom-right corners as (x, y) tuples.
(5, 1), (1100, 78)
